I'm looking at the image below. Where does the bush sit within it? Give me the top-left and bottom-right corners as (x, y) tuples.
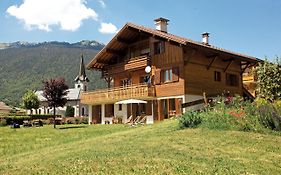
(257, 104), (281, 131)
(65, 117), (88, 124)
(65, 106), (74, 117)
(30, 114), (61, 120)
(179, 96), (277, 133)
(0, 119), (7, 126)
(179, 111), (202, 129)
(81, 117), (88, 124)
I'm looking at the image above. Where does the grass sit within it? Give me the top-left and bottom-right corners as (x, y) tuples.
(0, 119), (281, 174)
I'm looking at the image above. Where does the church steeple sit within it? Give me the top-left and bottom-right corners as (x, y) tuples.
(75, 54), (89, 91)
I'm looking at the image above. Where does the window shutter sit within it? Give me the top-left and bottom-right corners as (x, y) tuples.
(172, 67), (179, 82)
(155, 69), (161, 85)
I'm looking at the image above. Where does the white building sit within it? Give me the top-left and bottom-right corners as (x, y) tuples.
(33, 55), (89, 117)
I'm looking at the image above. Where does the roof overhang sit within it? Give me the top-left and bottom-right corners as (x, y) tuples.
(87, 23), (261, 70)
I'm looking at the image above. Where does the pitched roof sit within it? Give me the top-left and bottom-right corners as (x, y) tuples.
(35, 88), (81, 102)
(0, 101), (12, 111)
(88, 22), (261, 69)
(75, 54), (89, 82)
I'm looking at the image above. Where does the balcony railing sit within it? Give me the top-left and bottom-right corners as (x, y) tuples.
(81, 84), (155, 105)
(103, 55), (149, 76)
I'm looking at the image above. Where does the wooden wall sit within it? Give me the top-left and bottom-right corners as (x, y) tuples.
(150, 39), (185, 97)
(183, 47), (243, 96)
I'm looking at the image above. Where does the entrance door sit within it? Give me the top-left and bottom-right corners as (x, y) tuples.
(93, 105), (101, 124)
(162, 99), (169, 119)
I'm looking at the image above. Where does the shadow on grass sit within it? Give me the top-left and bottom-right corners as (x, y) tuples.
(58, 125), (88, 130)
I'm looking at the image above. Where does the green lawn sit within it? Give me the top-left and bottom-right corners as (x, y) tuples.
(0, 119), (281, 175)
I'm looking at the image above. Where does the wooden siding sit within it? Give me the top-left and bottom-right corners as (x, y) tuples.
(152, 40), (183, 66)
(184, 49), (243, 95)
(105, 55), (149, 76)
(150, 39), (185, 97)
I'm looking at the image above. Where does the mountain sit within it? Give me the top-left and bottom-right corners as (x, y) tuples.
(0, 40), (106, 107)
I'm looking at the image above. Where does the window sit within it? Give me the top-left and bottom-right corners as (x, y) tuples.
(226, 73), (239, 86)
(154, 41), (165, 54)
(163, 69), (173, 82)
(118, 104), (122, 111)
(160, 67), (179, 83)
(214, 71), (221, 82)
(169, 99), (176, 111)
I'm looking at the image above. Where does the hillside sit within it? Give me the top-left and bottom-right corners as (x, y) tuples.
(0, 41), (106, 106)
(0, 119), (280, 174)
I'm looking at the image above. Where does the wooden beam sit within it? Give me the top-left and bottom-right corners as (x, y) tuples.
(105, 48), (125, 56)
(224, 59), (234, 72)
(222, 58), (234, 62)
(184, 49), (197, 64)
(116, 37), (131, 45)
(206, 56), (218, 70)
(241, 62), (250, 75)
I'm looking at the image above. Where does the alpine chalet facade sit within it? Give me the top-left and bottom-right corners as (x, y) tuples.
(81, 18), (259, 124)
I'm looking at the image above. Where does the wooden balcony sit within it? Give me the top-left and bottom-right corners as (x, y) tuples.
(81, 84), (155, 105)
(104, 55), (149, 75)
(243, 75), (256, 97)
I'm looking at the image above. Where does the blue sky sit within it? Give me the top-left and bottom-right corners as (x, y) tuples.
(0, 0), (280, 60)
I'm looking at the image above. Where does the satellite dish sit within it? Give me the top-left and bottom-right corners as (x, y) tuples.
(145, 66), (151, 73)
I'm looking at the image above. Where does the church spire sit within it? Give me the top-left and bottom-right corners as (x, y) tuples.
(75, 54), (89, 83)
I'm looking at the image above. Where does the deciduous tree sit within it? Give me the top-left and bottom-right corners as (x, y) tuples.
(43, 77), (69, 128)
(255, 57), (281, 102)
(22, 90), (39, 115)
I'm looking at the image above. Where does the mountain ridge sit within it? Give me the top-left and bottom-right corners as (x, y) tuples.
(0, 40), (106, 107)
(0, 40), (105, 50)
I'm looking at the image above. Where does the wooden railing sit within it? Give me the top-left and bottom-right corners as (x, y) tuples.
(81, 84), (155, 105)
(242, 75), (256, 97)
(104, 55), (149, 75)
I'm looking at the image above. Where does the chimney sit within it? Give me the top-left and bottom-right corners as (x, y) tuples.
(154, 17), (169, 33)
(202, 32), (210, 45)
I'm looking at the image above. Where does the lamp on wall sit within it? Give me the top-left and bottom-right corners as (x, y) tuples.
(144, 66), (152, 83)
(145, 65), (152, 74)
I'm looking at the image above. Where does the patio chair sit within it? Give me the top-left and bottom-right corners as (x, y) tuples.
(138, 115), (147, 124)
(133, 115), (141, 124)
(125, 115), (133, 124)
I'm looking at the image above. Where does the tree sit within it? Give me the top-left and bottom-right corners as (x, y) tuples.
(22, 90), (40, 115)
(43, 77), (69, 128)
(255, 57), (281, 102)
(65, 106), (74, 117)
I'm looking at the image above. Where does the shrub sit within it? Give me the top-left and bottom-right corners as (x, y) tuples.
(200, 109), (239, 130)
(257, 104), (281, 131)
(75, 117), (81, 124)
(65, 106), (74, 117)
(81, 117), (88, 124)
(0, 119), (7, 126)
(179, 111), (202, 129)
(66, 118), (75, 124)
(30, 114), (61, 120)
(179, 96), (272, 133)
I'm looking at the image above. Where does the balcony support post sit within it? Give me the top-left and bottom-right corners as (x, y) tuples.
(182, 95), (186, 113)
(151, 101), (154, 124)
(101, 104), (105, 124)
(88, 105), (92, 125)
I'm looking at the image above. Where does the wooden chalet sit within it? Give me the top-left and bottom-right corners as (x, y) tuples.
(81, 18), (259, 124)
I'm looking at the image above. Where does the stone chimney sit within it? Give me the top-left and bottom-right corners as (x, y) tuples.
(202, 32), (210, 45)
(154, 17), (169, 33)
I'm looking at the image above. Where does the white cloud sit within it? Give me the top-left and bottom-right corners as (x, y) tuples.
(6, 0), (98, 32)
(99, 22), (118, 34)
(98, 0), (106, 8)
